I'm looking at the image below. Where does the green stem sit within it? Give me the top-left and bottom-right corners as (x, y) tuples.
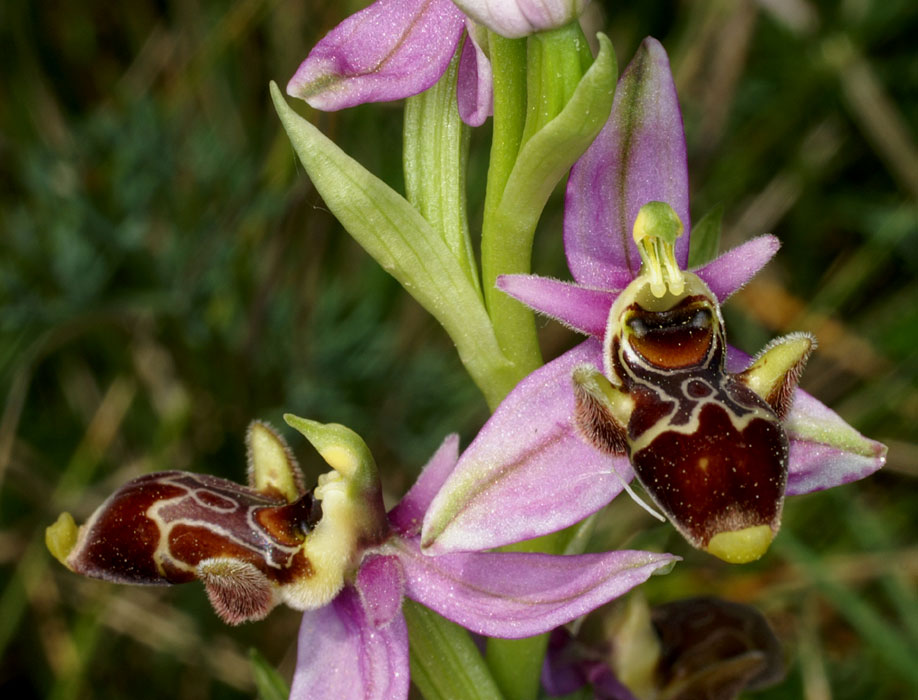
(480, 33), (542, 377)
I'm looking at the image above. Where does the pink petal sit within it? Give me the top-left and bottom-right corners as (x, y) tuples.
(565, 37), (689, 286)
(497, 274), (619, 337)
(783, 391), (886, 495)
(287, 0), (465, 110)
(726, 347), (886, 494)
(451, 0), (589, 38)
(694, 235), (781, 302)
(388, 434), (460, 536)
(422, 339), (631, 554)
(290, 587), (409, 700)
(394, 535), (676, 638)
(457, 24), (493, 126)
(355, 554), (406, 628)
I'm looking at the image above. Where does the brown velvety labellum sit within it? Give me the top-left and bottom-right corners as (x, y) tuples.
(626, 301), (713, 369)
(69, 471), (319, 587)
(631, 402), (787, 547)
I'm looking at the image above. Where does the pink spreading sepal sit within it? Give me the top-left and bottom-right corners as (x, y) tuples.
(394, 535), (677, 638)
(421, 339), (632, 554)
(725, 347), (887, 495)
(565, 37), (689, 285)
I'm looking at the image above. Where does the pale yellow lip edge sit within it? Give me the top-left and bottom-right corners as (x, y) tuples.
(706, 524), (774, 564)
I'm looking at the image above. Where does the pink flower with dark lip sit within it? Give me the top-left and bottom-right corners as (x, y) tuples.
(421, 37), (886, 557)
(47, 416), (676, 700)
(289, 430), (676, 699)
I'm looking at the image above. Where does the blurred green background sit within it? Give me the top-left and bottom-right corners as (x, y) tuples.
(0, 0), (915, 698)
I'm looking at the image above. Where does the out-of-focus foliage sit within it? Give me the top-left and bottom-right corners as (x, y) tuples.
(0, 1), (914, 699)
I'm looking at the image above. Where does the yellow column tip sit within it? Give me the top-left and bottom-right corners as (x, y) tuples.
(706, 525), (774, 564)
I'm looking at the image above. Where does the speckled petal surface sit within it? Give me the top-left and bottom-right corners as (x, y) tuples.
(388, 434), (460, 536)
(421, 339), (632, 554)
(287, 0), (465, 110)
(457, 23), (493, 126)
(394, 535), (675, 638)
(290, 586), (409, 700)
(694, 235), (780, 303)
(355, 554), (406, 628)
(565, 37), (689, 285)
(497, 274), (618, 336)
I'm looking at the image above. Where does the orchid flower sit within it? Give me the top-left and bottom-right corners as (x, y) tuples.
(287, 0), (591, 126)
(47, 416), (676, 699)
(421, 38), (886, 563)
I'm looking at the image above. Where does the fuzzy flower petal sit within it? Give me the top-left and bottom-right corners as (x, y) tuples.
(287, 0), (465, 110)
(290, 586), (409, 700)
(497, 274), (619, 336)
(694, 235), (781, 302)
(394, 536), (676, 638)
(452, 0), (590, 38)
(422, 339), (631, 554)
(565, 37), (690, 285)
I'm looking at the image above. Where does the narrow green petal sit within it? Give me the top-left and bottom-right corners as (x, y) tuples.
(404, 48), (479, 294)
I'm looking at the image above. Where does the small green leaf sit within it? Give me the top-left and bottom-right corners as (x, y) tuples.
(249, 648), (289, 700)
(688, 204), (723, 268)
(271, 82), (516, 408)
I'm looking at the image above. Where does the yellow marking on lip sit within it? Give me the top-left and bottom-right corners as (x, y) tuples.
(706, 525), (774, 564)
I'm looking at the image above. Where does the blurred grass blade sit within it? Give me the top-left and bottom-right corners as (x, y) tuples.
(249, 648), (289, 700)
(779, 532), (918, 689)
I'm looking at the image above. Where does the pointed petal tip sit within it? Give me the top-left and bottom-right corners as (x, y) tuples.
(695, 234), (782, 302)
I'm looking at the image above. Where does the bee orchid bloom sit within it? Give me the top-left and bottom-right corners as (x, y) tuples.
(47, 416), (676, 700)
(421, 37), (886, 562)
